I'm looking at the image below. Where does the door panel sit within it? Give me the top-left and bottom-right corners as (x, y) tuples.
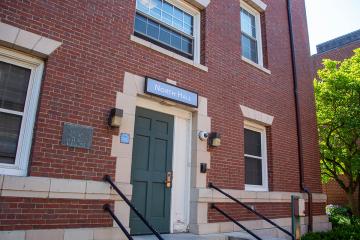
(133, 135), (150, 170)
(151, 182), (165, 217)
(153, 139), (167, 172)
(130, 107), (174, 235)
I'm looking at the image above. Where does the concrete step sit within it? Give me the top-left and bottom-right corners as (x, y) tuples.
(132, 232), (287, 240)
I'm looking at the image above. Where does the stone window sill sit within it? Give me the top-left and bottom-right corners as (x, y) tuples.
(130, 35), (208, 72)
(241, 56), (271, 75)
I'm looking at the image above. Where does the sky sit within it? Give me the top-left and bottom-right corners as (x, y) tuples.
(305, 0), (360, 54)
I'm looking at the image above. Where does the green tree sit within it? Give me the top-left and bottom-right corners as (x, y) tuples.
(314, 48), (360, 216)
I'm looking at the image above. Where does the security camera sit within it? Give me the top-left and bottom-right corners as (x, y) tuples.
(198, 131), (209, 141)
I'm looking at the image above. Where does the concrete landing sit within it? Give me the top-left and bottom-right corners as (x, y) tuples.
(133, 232), (286, 240)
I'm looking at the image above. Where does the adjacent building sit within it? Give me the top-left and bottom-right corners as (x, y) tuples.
(0, 0), (330, 239)
(312, 29), (360, 207)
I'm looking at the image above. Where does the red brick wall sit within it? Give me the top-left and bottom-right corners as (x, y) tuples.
(0, 197), (112, 230)
(322, 177), (359, 206)
(0, 0), (323, 228)
(322, 180), (349, 206)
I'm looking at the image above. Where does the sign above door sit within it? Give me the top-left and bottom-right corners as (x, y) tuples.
(145, 77), (198, 108)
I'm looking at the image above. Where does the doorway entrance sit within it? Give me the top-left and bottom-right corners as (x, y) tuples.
(130, 107), (174, 235)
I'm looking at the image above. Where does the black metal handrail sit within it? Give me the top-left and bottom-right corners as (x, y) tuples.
(103, 204), (134, 240)
(209, 182), (295, 240)
(104, 175), (164, 240)
(211, 204), (262, 240)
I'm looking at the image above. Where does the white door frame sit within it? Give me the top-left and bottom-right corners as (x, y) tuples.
(136, 97), (192, 233)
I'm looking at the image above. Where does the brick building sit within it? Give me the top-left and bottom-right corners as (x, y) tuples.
(312, 29), (360, 207)
(0, 0), (330, 239)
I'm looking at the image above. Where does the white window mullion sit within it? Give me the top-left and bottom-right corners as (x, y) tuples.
(0, 107), (24, 116)
(244, 153), (262, 160)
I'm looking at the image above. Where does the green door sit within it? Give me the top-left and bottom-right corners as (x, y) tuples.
(130, 107), (174, 235)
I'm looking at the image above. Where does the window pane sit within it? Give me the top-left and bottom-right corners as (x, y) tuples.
(150, 7), (162, 20)
(150, 0), (162, 20)
(183, 23), (192, 35)
(170, 32), (182, 50)
(181, 36), (192, 54)
(136, 0), (150, 14)
(245, 156), (262, 185)
(151, 0), (162, 9)
(135, 14), (193, 57)
(0, 112), (22, 164)
(244, 128), (262, 156)
(250, 39), (258, 63)
(137, 0), (193, 36)
(173, 6), (183, 21)
(184, 13), (193, 26)
(147, 20), (160, 39)
(135, 14), (147, 34)
(163, 1), (173, 14)
(242, 34), (258, 63)
(162, 12), (172, 25)
(0, 61), (31, 112)
(242, 34), (251, 60)
(241, 8), (256, 38)
(159, 27), (171, 44)
(173, 18), (183, 31)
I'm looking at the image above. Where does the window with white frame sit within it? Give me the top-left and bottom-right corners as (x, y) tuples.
(134, 0), (200, 61)
(240, 2), (263, 65)
(244, 121), (268, 191)
(0, 47), (44, 176)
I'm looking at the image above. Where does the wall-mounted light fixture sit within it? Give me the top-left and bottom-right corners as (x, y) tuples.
(108, 108), (123, 128)
(208, 132), (221, 147)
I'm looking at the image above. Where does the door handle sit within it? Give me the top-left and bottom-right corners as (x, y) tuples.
(165, 171), (173, 188)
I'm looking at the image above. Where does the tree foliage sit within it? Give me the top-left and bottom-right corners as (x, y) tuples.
(314, 48), (360, 215)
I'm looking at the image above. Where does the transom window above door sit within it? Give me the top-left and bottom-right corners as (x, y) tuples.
(240, 2), (263, 65)
(134, 0), (200, 60)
